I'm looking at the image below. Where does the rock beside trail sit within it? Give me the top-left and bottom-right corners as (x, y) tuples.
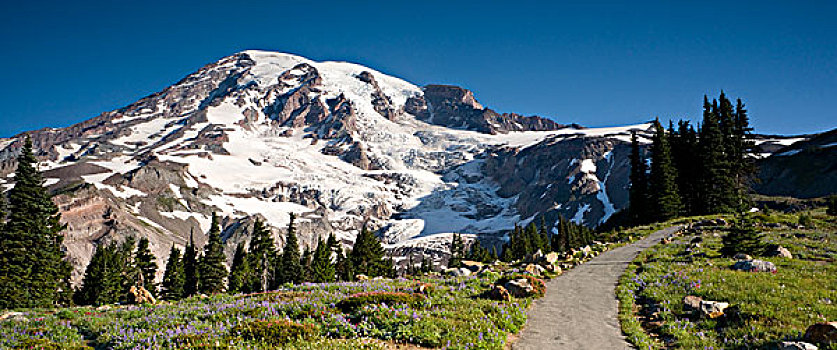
(804, 322), (837, 343)
(524, 250), (544, 263)
(544, 252), (560, 264)
(524, 264), (546, 276)
(684, 295), (703, 310)
(355, 274), (369, 281)
(504, 278), (535, 298)
(767, 245), (793, 259)
(683, 295), (729, 318)
(700, 300), (729, 319)
(127, 285), (157, 305)
(0, 311), (27, 323)
(732, 259), (777, 273)
(445, 267), (472, 277)
(779, 341), (818, 350)
(461, 260), (484, 272)
(486, 285), (512, 301)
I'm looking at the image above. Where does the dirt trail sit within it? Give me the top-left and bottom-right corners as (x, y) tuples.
(512, 225), (682, 350)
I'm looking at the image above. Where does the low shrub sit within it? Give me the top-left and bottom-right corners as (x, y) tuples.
(232, 319), (317, 346)
(336, 292), (425, 312)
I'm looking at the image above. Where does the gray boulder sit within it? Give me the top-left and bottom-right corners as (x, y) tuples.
(732, 259), (777, 273)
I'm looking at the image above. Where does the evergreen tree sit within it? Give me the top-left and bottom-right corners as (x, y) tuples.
(349, 225), (388, 277)
(75, 242), (123, 306)
(135, 237), (157, 291)
(200, 213), (227, 294)
(670, 120), (700, 215)
(160, 245), (185, 301)
(628, 131), (650, 224)
(300, 246), (313, 282)
(335, 248), (353, 281)
(311, 238), (335, 283)
(648, 119), (682, 222)
(117, 237), (140, 302)
(448, 234), (465, 268)
(182, 232), (200, 297)
(0, 138), (70, 308)
(278, 213), (302, 284)
(698, 96), (733, 214)
(721, 215), (765, 256)
(228, 242), (250, 293)
(551, 216), (568, 253)
(248, 220), (276, 292)
(731, 98), (756, 210)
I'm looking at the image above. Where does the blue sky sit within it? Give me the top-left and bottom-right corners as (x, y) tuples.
(1, 1), (834, 137)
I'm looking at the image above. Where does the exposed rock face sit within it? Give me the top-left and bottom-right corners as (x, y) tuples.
(755, 127), (837, 198)
(416, 85), (569, 134)
(483, 136), (634, 226)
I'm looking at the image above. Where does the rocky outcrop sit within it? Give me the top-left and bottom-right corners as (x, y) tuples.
(417, 85), (568, 134)
(755, 127), (837, 198)
(357, 71), (398, 120)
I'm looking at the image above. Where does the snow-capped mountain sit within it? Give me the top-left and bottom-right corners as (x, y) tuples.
(0, 50), (706, 281)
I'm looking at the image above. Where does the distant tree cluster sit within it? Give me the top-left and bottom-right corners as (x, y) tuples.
(629, 92), (756, 224)
(0, 138), (72, 309)
(76, 213), (395, 304)
(484, 218), (594, 263)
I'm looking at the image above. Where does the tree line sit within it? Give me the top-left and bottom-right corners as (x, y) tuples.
(78, 213), (395, 305)
(448, 217), (595, 267)
(628, 92), (756, 224)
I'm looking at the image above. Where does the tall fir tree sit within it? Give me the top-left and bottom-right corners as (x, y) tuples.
(731, 98), (756, 210)
(248, 220), (276, 292)
(0, 138), (71, 308)
(300, 246), (313, 282)
(227, 242), (250, 293)
(160, 245), (185, 301)
(200, 213), (228, 294)
(117, 238), (140, 302)
(350, 224), (389, 277)
(278, 213), (302, 284)
(648, 119), (682, 222)
(75, 242), (123, 306)
(182, 232), (200, 297)
(311, 238), (335, 283)
(135, 237), (157, 291)
(670, 120), (700, 215)
(448, 234), (465, 268)
(628, 131), (650, 224)
(335, 247), (353, 281)
(698, 96), (732, 214)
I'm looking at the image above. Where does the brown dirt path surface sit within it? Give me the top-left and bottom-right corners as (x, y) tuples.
(512, 225), (683, 350)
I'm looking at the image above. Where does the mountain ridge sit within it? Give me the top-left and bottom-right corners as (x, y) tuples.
(0, 50), (813, 284)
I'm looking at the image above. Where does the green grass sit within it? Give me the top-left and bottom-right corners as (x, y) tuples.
(617, 209), (837, 349)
